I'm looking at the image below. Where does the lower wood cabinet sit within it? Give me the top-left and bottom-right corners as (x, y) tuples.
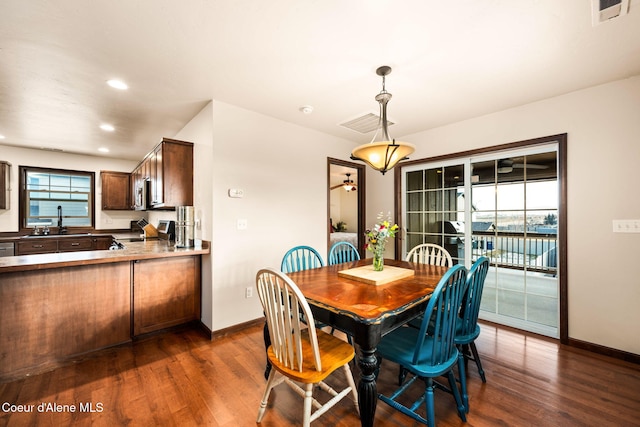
(0, 254), (202, 381)
(133, 256), (201, 336)
(58, 237), (94, 252)
(92, 236), (113, 250)
(0, 263), (131, 380)
(16, 239), (58, 255)
(15, 235), (114, 255)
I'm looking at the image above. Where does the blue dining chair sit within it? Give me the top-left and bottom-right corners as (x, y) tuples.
(456, 256), (490, 385)
(376, 264), (469, 427)
(328, 241), (360, 265)
(281, 245), (325, 273)
(280, 245), (336, 331)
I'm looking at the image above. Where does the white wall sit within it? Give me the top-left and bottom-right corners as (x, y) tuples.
(175, 101), (358, 331)
(339, 190), (358, 232)
(329, 188), (357, 232)
(368, 75), (640, 355)
(166, 102), (215, 330)
(0, 146), (139, 232)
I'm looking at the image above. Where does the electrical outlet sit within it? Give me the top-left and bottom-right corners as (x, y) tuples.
(237, 218), (248, 230)
(245, 287), (253, 298)
(613, 219), (640, 233)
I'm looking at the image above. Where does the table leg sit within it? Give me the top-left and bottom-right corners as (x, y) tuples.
(357, 347), (378, 427)
(263, 320), (272, 380)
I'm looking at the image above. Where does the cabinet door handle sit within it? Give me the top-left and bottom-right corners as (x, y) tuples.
(71, 242), (80, 246)
(33, 245), (44, 248)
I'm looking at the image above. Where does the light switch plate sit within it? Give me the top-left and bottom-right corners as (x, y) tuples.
(228, 188), (244, 198)
(612, 219), (640, 233)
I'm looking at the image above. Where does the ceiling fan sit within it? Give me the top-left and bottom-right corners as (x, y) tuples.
(497, 158), (549, 174)
(330, 173), (357, 192)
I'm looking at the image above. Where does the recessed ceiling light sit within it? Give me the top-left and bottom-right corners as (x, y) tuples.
(98, 147), (110, 153)
(0, 134), (5, 139)
(107, 79), (128, 90)
(299, 105), (314, 114)
(100, 124), (115, 132)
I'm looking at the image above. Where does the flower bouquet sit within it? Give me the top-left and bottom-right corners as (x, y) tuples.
(364, 212), (399, 271)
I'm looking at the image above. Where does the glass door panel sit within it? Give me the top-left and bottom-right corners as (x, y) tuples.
(471, 149), (559, 337)
(403, 162), (466, 265)
(403, 144), (560, 338)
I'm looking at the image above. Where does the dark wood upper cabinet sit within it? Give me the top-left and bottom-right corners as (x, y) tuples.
(0, 161), (9, 210)
(101, 171), (132, 210)
(148, 138), (193, 209)
(128, 137), (193, 211)
(145, 138), (193, 209)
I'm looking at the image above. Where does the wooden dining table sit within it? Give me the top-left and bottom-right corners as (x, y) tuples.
(282, 258), (448, 427)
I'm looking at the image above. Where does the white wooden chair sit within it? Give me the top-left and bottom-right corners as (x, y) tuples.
(256, 268), (359, 427)
(405, 243), (453, 267)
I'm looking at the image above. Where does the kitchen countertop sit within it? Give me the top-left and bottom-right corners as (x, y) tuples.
(0, 239), (210, 273)
(0, 232), (116, 241)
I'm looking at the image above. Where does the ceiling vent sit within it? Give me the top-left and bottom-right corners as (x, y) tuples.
(592, 0), (629, 25)
(339, 113), (395, 134)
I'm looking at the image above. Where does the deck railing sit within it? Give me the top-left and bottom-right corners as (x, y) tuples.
(471, 231), (557, 275)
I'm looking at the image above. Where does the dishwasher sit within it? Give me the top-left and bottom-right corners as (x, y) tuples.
(0, 242), (15, 257)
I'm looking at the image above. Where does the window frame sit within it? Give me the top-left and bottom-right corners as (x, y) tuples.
(19, 166), (96, 233)
(394, 134), (567, 343)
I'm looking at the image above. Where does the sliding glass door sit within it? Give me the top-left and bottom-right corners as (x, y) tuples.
(404, 161), (466, 264)
(401, 143), (560, 337)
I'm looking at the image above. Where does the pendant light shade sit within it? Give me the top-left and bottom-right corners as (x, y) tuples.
(351, 66), (415, 175)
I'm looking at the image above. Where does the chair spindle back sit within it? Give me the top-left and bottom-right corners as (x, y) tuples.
(458, 257), (490, 337)
(256, 268), (321, 372)
(328, 241), (360, 265)
(414, 264), (467, 365)
(281, 246), (325, 273)
(406, 243), (452, 267)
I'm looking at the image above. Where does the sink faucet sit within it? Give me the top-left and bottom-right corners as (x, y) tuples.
(57, 205), (67, 234)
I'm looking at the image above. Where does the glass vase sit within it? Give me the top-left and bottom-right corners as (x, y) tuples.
(373, 252), (384, 271)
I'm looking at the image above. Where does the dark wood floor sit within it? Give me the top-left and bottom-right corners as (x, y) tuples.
(1, 321), (639, 427)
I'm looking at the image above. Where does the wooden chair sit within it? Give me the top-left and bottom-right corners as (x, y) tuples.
(281, 245), (325, 273)
(264, 246), (327, 379)
(401, 243), (454, 356)
(400, 243), (455, 385)
(456, 256), (490, 388)
(405, 243), (452, 267)
(256, 268), (359, 427)
(376, 265), (469, 427)
(328, 241), (360, 265)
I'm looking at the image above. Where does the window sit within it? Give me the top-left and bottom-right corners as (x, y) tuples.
(19, 166), (95, 231)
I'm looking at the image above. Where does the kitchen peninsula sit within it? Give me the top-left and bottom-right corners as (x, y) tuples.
(0, 239), (209, 382)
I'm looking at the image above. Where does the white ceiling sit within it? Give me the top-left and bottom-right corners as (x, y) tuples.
(1, 0), (640, 161)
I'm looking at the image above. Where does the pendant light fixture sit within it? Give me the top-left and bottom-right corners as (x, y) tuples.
(350, 66), (415, 175)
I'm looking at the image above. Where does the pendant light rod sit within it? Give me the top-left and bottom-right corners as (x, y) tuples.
(350, 66), (415, 175)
